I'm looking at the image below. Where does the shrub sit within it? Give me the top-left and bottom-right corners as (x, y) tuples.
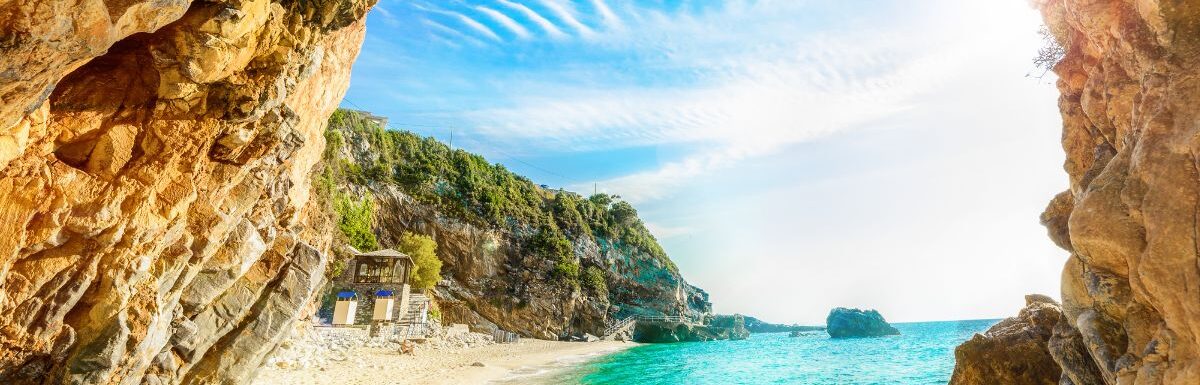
(334, 193), (378, 252)
(583, 266), (607, 297)
(554, 258), (580, 288)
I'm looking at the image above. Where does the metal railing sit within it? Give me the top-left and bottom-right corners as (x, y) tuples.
(602, 316), (636, 337)
(635, 315), (690, 323)
(602, 314), (696, 337)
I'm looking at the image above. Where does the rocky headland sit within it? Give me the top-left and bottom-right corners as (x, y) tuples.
(825, 308), (900, 338)
(951, 1), (1200, 384)
(319, 110), (713, 340)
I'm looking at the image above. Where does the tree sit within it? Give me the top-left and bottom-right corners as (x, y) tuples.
(1032, 26), (1065, 79)
(609, 201), (639, 226)
(398, 232), (442, 289)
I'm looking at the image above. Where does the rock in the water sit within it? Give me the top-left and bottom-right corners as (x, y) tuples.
(825, 308), (899, 338)
(739, 315), (825, 334)
(948, 295), (1065, 385)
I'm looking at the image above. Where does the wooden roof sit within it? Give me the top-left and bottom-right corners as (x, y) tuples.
(355, 248), (413, 262)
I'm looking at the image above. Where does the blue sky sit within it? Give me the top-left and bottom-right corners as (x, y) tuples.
(343, 0), (1067, 324)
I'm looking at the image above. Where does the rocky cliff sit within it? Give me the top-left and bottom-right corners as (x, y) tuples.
(320, 110), (712, 340)
(953, 1), (1200, 383)
(982, 1), (1200, 384)
(0, 0), (373, 383)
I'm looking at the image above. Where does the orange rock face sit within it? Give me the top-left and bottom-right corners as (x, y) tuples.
(0, 0), (374, 383)
(1036, 0), (1200, 384)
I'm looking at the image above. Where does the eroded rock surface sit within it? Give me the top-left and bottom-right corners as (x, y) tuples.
(0, 0), (374, 383)
(1032, 1), (1200, 384)
(949, 295), (1078, 385)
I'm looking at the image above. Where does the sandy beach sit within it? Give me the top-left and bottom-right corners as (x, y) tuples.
(253, 334), (634, 385)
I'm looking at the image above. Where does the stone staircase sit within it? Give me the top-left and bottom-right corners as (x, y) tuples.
(398, 293), (431, 338)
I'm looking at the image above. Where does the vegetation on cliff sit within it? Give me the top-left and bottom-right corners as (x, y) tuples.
(333, 193), (379, 252)
(319, 108), (678, 287)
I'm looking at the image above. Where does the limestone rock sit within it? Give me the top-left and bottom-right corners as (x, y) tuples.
(825, 308), (899, 338)
(0, 0), (375, 383)
(948, 295), (1066, 385)
(1033, 0), (1200, 383)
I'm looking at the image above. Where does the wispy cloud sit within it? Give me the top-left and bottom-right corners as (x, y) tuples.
(589, 0), (623, 30)
(455, 4), (965, 201)
(535, 0), (596, 38)
(475, 6), (532, 39)
(373, 5), (402, 27)
(366, 1), (969, 202)
(497, 0), (569, 39)
(421, 19), (488, 47)
(454, 12), (503, 41)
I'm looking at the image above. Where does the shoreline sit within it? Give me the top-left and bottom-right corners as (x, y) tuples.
(253, 338), (635, 385)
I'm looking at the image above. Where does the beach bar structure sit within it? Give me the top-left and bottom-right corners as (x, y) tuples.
(332, 248), (415, 327)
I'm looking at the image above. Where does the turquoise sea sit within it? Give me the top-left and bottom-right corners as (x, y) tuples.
(498, 319), (998, 385)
